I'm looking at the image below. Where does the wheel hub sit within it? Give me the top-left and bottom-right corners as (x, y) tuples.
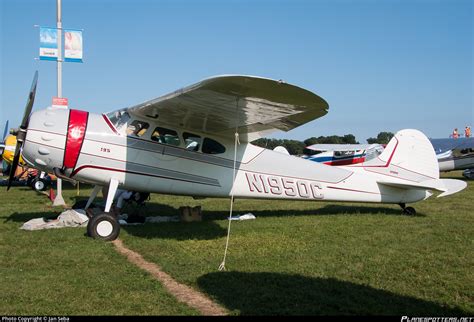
(96, 220), (114, 237)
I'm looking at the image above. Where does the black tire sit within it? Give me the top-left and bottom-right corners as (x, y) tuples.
(87, 213), (120, 241)
(404, 206), (416, 216)
(32, 178), (48, 192)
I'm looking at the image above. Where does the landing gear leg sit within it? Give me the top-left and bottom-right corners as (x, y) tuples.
(399, 203), (416, 216)
(86, 179), (120, 241)
(104, 178), (119, 214)
(85, 185), (102, 210)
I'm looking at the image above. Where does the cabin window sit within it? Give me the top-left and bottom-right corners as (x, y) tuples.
(127, 120), (149, 137)
(202, 138), (226, 154)
(151, 127), (180, 146)
(183, 132), (202, 151)
(107, 109), (130, 131)
(334, 151), (354, 157)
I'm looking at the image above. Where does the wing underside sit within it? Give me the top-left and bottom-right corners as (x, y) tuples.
(127, 75), (329, 141)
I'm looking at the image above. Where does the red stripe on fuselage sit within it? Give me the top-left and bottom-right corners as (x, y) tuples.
(63, 109), (89, 169)
(102, 114), (120, 135)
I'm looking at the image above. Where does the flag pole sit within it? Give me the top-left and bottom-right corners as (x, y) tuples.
(53, 0), (66, 206)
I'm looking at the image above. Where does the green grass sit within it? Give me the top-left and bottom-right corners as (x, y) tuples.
(0, 172), (473, 315)
(0, 185), (199, 315)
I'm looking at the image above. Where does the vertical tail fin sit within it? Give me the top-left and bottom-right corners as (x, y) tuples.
(364, 129), (466, 198)
(363, 129), (440, 181)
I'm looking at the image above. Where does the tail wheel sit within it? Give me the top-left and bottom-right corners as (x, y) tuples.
(87, 213), (120, 241)
(399, 203), (417, 216)
(403, 206), (417, 216)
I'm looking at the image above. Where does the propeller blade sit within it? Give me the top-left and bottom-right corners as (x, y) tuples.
(2, 120), (8, 142)
(20, 71), (38, 130)
(6, 141), (22, 191)
(6, 71), (39, 191)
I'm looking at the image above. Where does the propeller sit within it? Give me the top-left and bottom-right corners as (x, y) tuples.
(7, 71), (38, 191)
(0, 120), (9, 155)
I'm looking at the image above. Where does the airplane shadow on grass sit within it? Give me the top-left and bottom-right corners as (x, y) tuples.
(122, 204), (421, 240)
(202, 204), (421, 220)
(4, 211), (60, 223)
(4, 200), (423, 241)
(197, 272), (469, 315)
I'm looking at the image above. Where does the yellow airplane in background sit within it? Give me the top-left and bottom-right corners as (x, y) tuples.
(1, 130), (54, 191)
(2, 134), (27, 166)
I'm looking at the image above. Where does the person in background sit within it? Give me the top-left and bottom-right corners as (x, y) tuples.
(465, 126), (471, 138)
(452, 128), (459, 139)
(101, 186), (133, 217)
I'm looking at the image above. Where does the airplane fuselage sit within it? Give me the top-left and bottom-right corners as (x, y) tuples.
(22, 107), (433, 205)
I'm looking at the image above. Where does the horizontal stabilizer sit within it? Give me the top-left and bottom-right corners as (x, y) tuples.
(436, 179), (468, 198)
(378, 179), (467, 198)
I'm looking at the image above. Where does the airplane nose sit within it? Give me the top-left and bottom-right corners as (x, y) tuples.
(22, 108), (70, 172)
(63, 109), (88, 170)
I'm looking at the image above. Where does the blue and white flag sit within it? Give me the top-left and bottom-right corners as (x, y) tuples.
(39, 27), (58, 61)
(64, 29), (83, 63)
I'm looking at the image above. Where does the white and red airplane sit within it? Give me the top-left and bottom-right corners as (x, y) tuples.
(8, 72), (467, 240)
(305, 139), (474, 178)
(303, 144), (385, 166)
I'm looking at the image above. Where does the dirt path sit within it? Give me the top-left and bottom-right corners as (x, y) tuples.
(112, 239), (227, 316)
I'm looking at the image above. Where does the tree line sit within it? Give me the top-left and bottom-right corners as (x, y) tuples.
(251, 131), (394, 156)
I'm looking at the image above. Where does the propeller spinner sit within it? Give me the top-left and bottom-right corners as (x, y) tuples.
(7, 71), (38, 191)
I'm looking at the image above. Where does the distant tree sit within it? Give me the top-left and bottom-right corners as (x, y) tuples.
(342, 134), (357, 144)
(281, 139), (305, 155)
(304, 134), (358, 146)
(367, 131), (394, 144)
(252, 138), (280, 150)
(303, 137), (319, 146)
(252, 134), (359, 155)
(251, 138), (305, 155)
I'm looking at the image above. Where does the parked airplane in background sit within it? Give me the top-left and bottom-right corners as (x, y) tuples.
(1, 132), (53, 191)
(0, 121), (9, 165)
(304, 144), (384, 166)
(430, 138), (474, 176)
(304, 138), (474, 179)
(7, 72), (467, 240)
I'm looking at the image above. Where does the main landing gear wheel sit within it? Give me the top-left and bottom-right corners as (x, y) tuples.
(87, 213), (120, 241)
(399, 203), (417, 216)
(32, 178), (48, 192)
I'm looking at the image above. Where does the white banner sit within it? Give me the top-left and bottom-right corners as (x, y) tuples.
(39, 27), (58, 61)
(64, 29), (83, 63)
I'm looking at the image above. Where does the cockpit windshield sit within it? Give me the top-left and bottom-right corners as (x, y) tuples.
(106, 109), (131, 131)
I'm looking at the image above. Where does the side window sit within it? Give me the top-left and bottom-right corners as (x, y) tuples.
(334, 151), (354, 157)
(127, 120), (149, 137)
(183, 132), (202, 151)
(106, 110), (130, 131)
(202, 138), (226, 154)
(151, 127), (180, 146)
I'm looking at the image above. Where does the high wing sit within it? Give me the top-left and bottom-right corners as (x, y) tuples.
(127, 75), (329, 141)
(430, 137), (474, 154)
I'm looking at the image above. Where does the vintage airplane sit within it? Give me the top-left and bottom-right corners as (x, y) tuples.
(305, 138), (474, 178)
(0, 121), (9, 165)
(7, 71), (467, 241)
(304, 143), (385, 166)
(1, 128), (53, 191)
(430, 138), (474, 175)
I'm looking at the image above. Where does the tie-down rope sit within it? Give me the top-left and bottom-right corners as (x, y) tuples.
(218, 99), (241, 271)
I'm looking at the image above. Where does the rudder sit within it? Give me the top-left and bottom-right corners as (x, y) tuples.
(363, 129), (440, 181)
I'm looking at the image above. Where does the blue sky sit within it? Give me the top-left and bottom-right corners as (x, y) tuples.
(1, 0), (472, 143)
